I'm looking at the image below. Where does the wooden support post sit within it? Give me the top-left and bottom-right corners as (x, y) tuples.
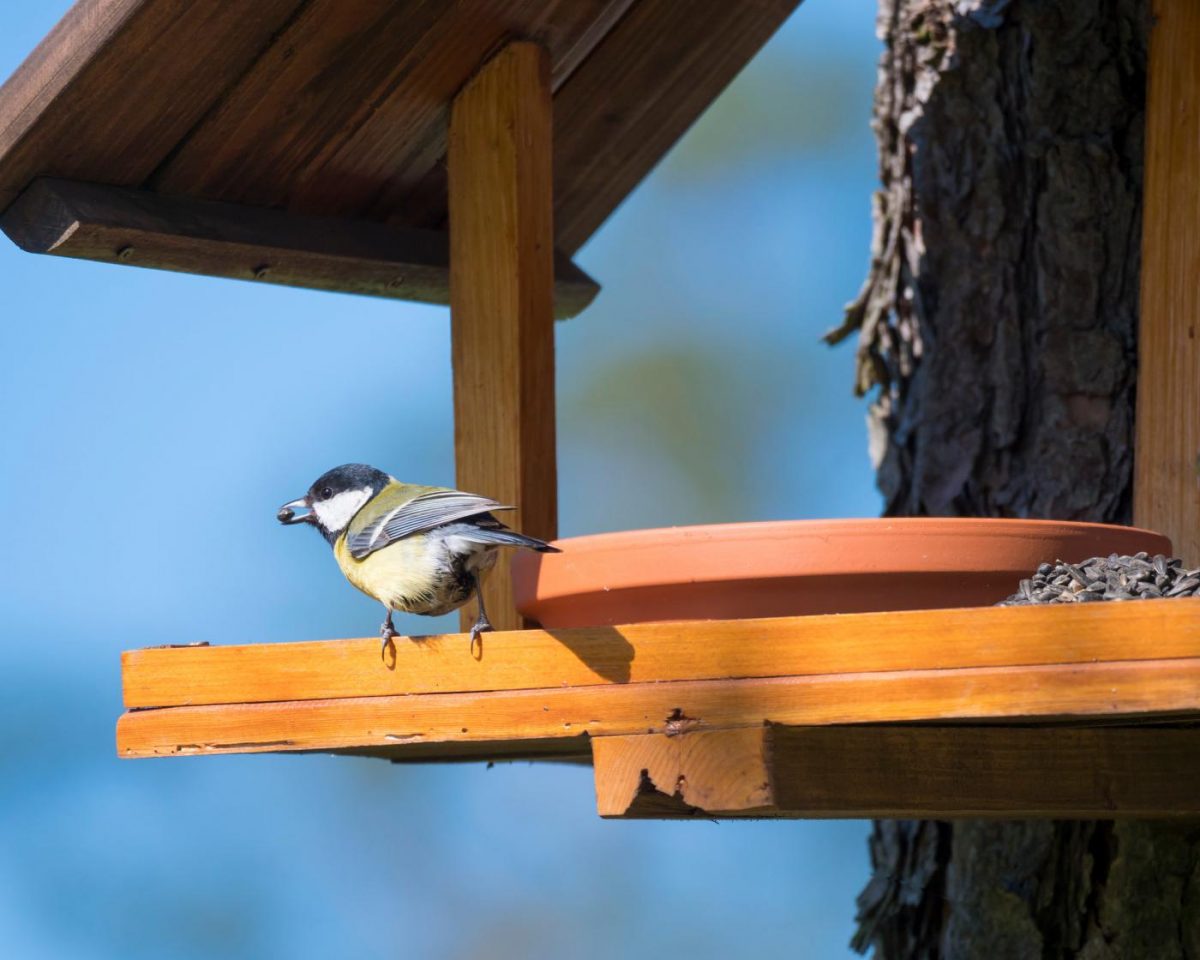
(1136, 0), (1200, 563)
(593, 725), (1200, 819)
(449, 42), (557, 632)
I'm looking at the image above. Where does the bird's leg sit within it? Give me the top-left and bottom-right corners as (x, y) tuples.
(380, 607), (398, 661)
(469, 574), (493, 657)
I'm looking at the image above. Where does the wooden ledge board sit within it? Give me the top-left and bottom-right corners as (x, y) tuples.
(121, 599), (1200, 709)
(117, 656), (1200, 759)
(592, 725), (1200, 819)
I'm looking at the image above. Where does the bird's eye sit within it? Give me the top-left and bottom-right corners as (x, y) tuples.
(320, 487), (333, 499)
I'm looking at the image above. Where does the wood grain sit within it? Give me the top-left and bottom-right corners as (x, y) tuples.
(149, 0), (446, 209)
(552, 0), (801, 252)
(366, 0), (633, 230)
(0, 178), (597, 317)
(0, 0), (796, 259)
(121, 599), (1200, 709)
(117, 656), (1200, 759)
(594, 726), (1200, 819)
(449, 43), (557, 633)
(593, 727), (772, 816)
(151, 0), (627, 223)
(1135, 0), (1200, 565)
(0, 0), (304, 213)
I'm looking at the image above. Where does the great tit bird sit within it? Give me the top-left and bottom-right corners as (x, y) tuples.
(278, 463), (558, 656)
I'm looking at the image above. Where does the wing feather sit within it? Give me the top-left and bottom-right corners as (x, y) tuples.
(346, 489), (512, 560)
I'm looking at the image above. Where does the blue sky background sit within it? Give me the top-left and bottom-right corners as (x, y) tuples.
(0, 2), (883, 957)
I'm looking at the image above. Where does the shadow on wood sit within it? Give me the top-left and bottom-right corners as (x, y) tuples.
(593, 725), (1200, 819)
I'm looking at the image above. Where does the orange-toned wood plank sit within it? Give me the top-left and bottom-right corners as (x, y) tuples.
(117, 656), (1200, 759)
(121, 599), (1200, 709)
(0, 0), (303, 213)
(593, 726), (1200, 819)
(593, 727), (771, 816)
(1136, 0), (1200, 564)
(449, 42), (557, 633)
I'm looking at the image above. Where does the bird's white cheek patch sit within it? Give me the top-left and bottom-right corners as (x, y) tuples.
(312, 488), (372, 533)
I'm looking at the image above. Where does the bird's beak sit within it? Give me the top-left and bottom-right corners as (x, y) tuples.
(277, 497), (313, 525)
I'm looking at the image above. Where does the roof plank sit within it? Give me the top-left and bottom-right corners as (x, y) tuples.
(151, 0), (630, 223)
(0, 0), (804, 266)
(553, 0), (801, 252)
(1, 178), (598, 316)
(0, 0), (305, 213)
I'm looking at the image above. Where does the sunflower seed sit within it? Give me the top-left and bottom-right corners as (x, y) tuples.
(998, 553), (1200, 606)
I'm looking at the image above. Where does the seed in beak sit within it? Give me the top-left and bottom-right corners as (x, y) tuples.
(277, 498), (311, 524)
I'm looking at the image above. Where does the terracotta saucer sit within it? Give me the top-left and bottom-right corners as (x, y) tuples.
(511, 518), (1173, 628)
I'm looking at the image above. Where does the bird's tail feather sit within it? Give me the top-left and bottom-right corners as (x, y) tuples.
(459, 528), (561, 553)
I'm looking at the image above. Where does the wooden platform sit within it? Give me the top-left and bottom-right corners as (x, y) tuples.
(118, 600), (1200, 818)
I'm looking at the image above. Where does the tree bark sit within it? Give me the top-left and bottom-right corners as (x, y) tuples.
(839, 1), (1200, 956)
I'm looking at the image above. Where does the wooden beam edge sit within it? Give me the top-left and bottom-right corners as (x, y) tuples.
(120, 599), (1200, 709)
(115, 656), (1200, 760)
(0, 178), (599, 318)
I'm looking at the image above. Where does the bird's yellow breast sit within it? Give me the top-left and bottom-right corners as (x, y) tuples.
(333, 533), (443, 611)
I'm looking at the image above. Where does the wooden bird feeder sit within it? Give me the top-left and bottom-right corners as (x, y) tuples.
(2, 0), (1198, 819)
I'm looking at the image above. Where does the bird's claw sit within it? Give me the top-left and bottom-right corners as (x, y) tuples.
(380, 621), (398, 662)
(469, 618), (492, 659)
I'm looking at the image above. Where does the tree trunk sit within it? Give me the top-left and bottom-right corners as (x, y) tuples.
(837, 1), (1200, 956)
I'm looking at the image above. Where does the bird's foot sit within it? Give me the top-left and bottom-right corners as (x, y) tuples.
(469, 616), (493, 660)
(380, 618), (398, 662)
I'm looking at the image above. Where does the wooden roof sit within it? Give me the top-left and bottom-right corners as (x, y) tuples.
(0, 0), (799, 261)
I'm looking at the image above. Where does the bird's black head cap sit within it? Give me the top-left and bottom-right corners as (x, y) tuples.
(307, 463), (391, 504)
(278, 463), (391, 545)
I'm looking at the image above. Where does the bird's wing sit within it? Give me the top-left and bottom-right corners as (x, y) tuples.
(346, 488), (512, 560)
